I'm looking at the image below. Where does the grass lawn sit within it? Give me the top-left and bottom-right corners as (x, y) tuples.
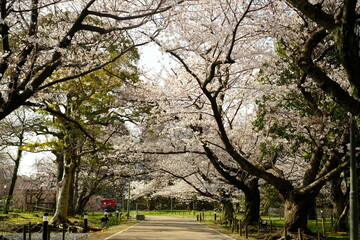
(0, 211), (136, 232)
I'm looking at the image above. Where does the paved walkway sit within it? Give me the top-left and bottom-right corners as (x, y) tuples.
(103, 215), (236, 240)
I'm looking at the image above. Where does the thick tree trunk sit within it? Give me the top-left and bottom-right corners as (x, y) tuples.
(243, 178), (260, 226)
(67, 165), (77, 216)
(221, 199), (234, 224)
(331, 175), (349, 232)
(333, 202), (349, 232)
(283, 194), (315, 233)
(75, 192), (92, 214)
(51, 163), (75, 225)
(307, 200), (317, 220)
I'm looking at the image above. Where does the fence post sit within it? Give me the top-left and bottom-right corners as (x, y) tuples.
(239, 220), (242, 236)
(42, 213), (48, 240)
(331, 214), (333, 227)
(83, 213), (88, 233)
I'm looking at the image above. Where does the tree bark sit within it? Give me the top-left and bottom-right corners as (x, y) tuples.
(51, 162), (75, 225)
(221, 198), (234, 224)
(243, 178), (260, 226)
(283, 192), (316, 234)
(3, 135), (24, 214)
(331, 172), (349, 232)
(75, 189), (93, 214)
(3, 150), (22, 214)
(67, 165), (78, 216)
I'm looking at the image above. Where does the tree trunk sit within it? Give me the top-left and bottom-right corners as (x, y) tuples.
(3, 141), (23, 214)
(75, 190), (92, 214)
(307, 200), (317, 220)
(3, 153), (21, 214)
(67, 165), (77, 216)
(283, 194), (315, 233)
(221, 198), (234, 224)
(331, 173), (349, 232)
(51, 162), (75, 225)
(243, 177), (260, 226)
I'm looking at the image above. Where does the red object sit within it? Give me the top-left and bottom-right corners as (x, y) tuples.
(101, 199), (116, 209)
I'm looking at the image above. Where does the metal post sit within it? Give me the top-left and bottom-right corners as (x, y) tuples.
(83, 213), (88, 233)
(42, 213), (48, 240)
(350, 115), (358, 240)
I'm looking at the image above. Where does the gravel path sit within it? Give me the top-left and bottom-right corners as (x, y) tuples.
(0, 232), (94, 240)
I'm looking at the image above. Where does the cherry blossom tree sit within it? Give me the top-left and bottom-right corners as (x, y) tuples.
(0, 0), (180, 120)
(258, 1), (360, 232)
(139, 0), (271, 226)
(24, 47), (144, 224)
(277, 0), (360, 116)
(139, 0), (352, 234)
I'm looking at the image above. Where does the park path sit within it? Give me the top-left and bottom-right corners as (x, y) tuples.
(103, 215), (236, 240)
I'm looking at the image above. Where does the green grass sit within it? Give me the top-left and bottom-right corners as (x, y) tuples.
(0, 211), (134, 231)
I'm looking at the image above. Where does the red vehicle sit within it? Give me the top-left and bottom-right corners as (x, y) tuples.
(101, 199), (116, 212)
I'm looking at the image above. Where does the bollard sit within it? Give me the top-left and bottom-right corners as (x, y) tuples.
(197, 215), (199, 221)
(28, 222), (31, 240)
(214, 212), (216, 221)
(62, 225), (65, 240)
(42, 213), (49, 240)
(83, 213), (88, 233)
(23, 225), (26, 240)
(47, 224), (50, 240)
(322, 217), (325, 235)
